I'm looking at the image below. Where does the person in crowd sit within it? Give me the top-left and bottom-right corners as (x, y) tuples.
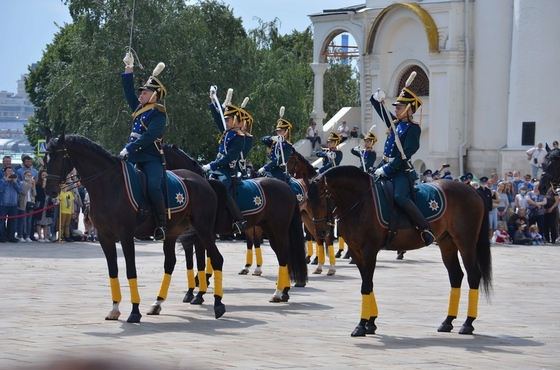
(422, 169), (433, 183)
(543, 190), (559, 244)
(34, 170), (53, 242)
(16, 155), (38, 181)
(258, 110), (293, 181)
(336, 121), (350, 142)
(370, 82), (434, 246)
(511, 170), (524, 195)
(56, 183), (75, 242)
(432, 170), (441, 180)
(17, 169), (37, 242)
(513, 223), (531, 245)
(528, 224), (545, 245)
(476, 176), (494, 240)
(504, 181), (515, 213)
(460, 173), (473, 185)
(120, 51), (168, 241)
(490, 173), (499, 190)
(495, 181), (509, 223)
(316, 132), (343, 174)
(515, 185), (528, 211)
(350, 125), (359, 138)
(350, 130), (377, 173)
(507, 207), (528, 239)
(525, 181), (546, 234)
(306, 122), (322, 154)
(522, 173), (534, 191)
(553, 140), (559, 149)
(0, 155), (12, 172)
(492, 222), (511, 244)
(526, 142), (547, 179)
(0, 167), (23, 242)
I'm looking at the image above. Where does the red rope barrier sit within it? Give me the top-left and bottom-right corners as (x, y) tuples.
(0, 203), (57, 220)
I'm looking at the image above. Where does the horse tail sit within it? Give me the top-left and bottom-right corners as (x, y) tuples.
(476, 205), (493, 297)
(287, 202), (308, 286)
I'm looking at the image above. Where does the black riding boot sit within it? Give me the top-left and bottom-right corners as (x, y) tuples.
(402, 200), (434, 246)
(226, 196), (247, 234)
(153, 200), (167, 241)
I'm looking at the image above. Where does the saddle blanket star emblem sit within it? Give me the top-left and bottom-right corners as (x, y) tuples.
(428, 199), (439, 211)
(296, 193), (304, 203)
(175, 192), (186, 204)
(253, 196), (263, 206)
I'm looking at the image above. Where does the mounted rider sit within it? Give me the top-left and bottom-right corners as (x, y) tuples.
(370, 75), (435, 246)
(258, 106), (293, 181)
(203, 89), (250, 234)
(316, 132), (343, 174)
(351, 129), (378, 173)
(120, 51), (168, 241)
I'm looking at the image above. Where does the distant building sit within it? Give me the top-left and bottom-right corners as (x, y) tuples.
(0, 74), (34, 155)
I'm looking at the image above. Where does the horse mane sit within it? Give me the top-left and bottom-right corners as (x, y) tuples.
(162, 143), (204, 176)
(58, 135), (119, 164)
(546, 147), (560, 161)
(308, 166), (368, 200)
(293, 149), (317, 177)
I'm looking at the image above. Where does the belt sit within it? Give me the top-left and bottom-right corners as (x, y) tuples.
(130, 132), (141, 139)
(383, 156), (393, 163)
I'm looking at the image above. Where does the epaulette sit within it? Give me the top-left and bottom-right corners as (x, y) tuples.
(235, 129), (245, 136)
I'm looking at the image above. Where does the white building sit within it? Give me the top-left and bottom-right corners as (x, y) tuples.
(304, 0), (560, 179)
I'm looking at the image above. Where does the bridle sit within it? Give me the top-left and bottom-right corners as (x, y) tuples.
(541, 156), (560, 195)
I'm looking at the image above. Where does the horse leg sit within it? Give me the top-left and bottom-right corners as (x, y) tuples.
(101, 239), (121, 321)
(191, 239), (208, 305)
(198, 232), (226, 319)
(183, 240), (196, 303)
(351, 245), (378, 337)
(147, 238), (177, 315)
(116, 234), (142, 323)
(252, 227), (263, 276)
(336, 235), (345, 258)
(437, 242), (465, 333)
(326, 235), (336, 276)
(239, 227), (253, 275)
(313, 240), (325, 274)
(458, 249), (483, 335)
(304, 226), (313, 264)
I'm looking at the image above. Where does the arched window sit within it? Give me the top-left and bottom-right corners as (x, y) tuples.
(396, 66), (429, 97)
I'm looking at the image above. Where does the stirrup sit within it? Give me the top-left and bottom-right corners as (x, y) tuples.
(154, 227), (166, 241)
(420, 229), (435, 245)
(232, 220), (247, 235)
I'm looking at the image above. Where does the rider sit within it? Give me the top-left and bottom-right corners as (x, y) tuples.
(351, 130), (378, 173)
(120, 52), (168, 241)
(203, 95), (249, 234)
(370, 84), (435, 246)
(258, 107), (293, 181)
(316, 132), (343, 174)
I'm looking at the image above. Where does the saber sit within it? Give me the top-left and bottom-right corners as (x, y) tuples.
(359, 146), (366, 172)
(210, 86), (228, 132)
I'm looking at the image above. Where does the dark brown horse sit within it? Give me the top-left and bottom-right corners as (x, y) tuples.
(286, 149), (338, 275)
(305, 166), (492, 336)
(44, 134), (225, 322)
(164, 145), (308, 302)
(538, 146), (560, 195)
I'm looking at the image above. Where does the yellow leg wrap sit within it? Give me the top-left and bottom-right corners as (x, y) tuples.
(282, 265), (291, 289)
(447, 287), (461, 317)
(187, 269), (195, 289)
(128, 278), (140, 304)
(360, 293), (371, 320)
(338, 236), (344, 251)
(245, 249), (252, 266)
(369, 292), (378, 317)
(277, 265), (289, 290)
(467, 288), (479, 318)
(318, 244), (325, 265)
(205, 257), (213, 274)
(213, 270), (223, 297)
(110, 277), (122, 303)
(197, 271), (207, 293)
(157, 273), (172, 300)
(307, 240), (314, 257)
(327, 244), (336, 266)
(256, 247), (263, 266)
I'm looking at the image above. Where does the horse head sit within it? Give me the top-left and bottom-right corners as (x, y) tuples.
(305, 173), (334, 239)
(44, 133), (73, 198)
(539, 147), (560, 195)
(287, 149), (317, 179)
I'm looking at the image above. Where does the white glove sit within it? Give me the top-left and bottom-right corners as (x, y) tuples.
(258, 167), (266, 176)
(353, 146), (360, 152)
(374, 167), (386, 177)
(202, 164), (211, 172)
(373, 89), (386, 102)
(119, 148), (129, 158)
(123, 52), (134, 68)
(327, 151), (336, 160)
(210, 85), (217, 100)
(271, 135), (284, 142)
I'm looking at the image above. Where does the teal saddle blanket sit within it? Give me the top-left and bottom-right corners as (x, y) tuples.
(122, 162), (188, 213)
(289, 177), (306, 206)
(235, 179), (266, 216)
(370, 176), (447, 228)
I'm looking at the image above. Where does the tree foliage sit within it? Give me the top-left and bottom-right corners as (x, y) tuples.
(25, 0), (360, 167)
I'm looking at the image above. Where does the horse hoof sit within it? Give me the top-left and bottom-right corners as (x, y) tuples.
(281, 293), (290, 302)
(146, 305), (161, 315)
(343, 251), (351, 259)
(313, 268), (322, 274)
(252, 270), (262, 276)
(105, 310), (120, 320)
(310, 257), (318, 265)
(305, 256), (311, 264)
(396, 251), (405, 260)
(437, 323), (454, 332)
(327, 269), (336, 276)
(349, 259), (356, 265)
(269, 295), (282, 303)
(183, 292), (194, 303)
(190, 296), (204, 305)
(294, 282), (306, 287)
(335, 250), (343, 258)
(351, 325), (367, 337)
(214, 303), (226, 319)
(126, 313), (142, 323)
(238, 268), (249, 275)
(459, 324), (474, 335)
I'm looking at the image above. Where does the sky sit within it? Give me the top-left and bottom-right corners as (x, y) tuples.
(0, 0), (362, 93)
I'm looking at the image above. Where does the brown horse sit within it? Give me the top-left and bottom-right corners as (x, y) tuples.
(164, 145), (308, 302)
(304, 166), (492, 336)
(44, 134), (226, 322)
(286, 149), (338, 275)
(539, 146), (560, 195)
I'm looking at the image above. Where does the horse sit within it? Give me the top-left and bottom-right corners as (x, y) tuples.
(164, 145), (308, 302)
(304, 166), (492, 336)
(286, 149), (338, 275)
(538, 146), (560, 196)
(44, 134), (226, 322)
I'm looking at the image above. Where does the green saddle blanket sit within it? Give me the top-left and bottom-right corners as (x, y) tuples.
(371, 176), (446, 228)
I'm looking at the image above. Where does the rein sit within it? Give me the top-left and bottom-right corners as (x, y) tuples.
(332, 185), (373, 223)
(312, 182), (373, 226)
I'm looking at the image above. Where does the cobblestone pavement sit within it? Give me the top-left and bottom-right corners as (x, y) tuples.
(0, 238), (558, 369)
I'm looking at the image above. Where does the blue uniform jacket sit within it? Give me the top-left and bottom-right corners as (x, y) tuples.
(122, 73), (166, 163)
(261, 136), (292, 180)
(316, 149), (343, 174)
(351, 147), (377, 173)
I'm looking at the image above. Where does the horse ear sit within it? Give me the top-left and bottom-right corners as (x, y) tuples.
(45, 127), (53, 142)
(59, 131), (66, 145)
(546, 143), (551, 153)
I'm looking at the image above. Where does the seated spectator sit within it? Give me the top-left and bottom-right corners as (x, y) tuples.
(528, 224), (545, 245)
(350, 125), (359, 138)
(507, 208), (529, 239)
(306, 122), (322, 153)
(336, 121), (350, 142)
(493, 222), (511, 244)
(513, 223), (531, 245)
